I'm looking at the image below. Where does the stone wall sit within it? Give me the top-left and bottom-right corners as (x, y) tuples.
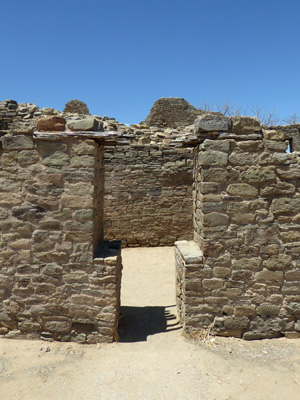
(0, 131), (122, 343)
(144, 97), (205, 128)
(104, 144), (194, 246)
(176, 114), (300, 339)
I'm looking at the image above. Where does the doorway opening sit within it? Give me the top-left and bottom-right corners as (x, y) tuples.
(118, 247), (181, 342)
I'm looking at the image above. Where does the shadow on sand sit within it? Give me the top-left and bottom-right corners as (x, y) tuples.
(118, 304), (181, 343)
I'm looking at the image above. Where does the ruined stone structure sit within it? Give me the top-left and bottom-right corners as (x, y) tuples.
(1, 98), (300, 342)
(104, 144), (194, 246)
(0, 124), (123, 343)
(63, 99), (91, 115)
(176, 114), (300, 339)
(144, 97), (205, 128)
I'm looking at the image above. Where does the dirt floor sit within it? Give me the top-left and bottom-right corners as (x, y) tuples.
(1, 246), (300, 400)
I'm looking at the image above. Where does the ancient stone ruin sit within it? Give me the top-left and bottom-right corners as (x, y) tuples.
(1, 98), (300, 342)
(63, 99), (91, 116)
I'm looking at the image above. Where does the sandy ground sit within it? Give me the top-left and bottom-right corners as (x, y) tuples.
(1, 246), (300, 400)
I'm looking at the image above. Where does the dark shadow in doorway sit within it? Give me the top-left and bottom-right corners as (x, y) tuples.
(118, 305), (181, 343)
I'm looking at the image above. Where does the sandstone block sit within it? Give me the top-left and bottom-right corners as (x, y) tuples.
(0, 193), (22, 206)
(271, 198), (300, 214)
(212, 267), (231, 278)
(234, 305), (256, 317)
(37, 117), (66, 131)
(285, 302), (300, 317)
(254, 269), (284, 282)
(198, 150), (228, 166)
(224, 316), (250, 330)
(65, 182), (94, 196)
(231, 213), (255, 224)
(42, 151), (69, 167)
(265, 140), (288, 152)
(237, 140), (264, 152)
(199, 182), (219, 194)
(202, 278), (224, 290)
(257, 303), (281, 317)
(175, 241), (203, 265)
(202, 212), (229, 227)
(194, 114), (229, 132)
(285, 270), (300, 281)
(263, 129), (285, 140)
(227, 183), (258, 198)
(231, 116), (261, 134)
(72, 141), (96, 155)
(241, 166), (276, 183)
(67, 117), (101, 132)
(70, 155), (95, 168)
(17, 150), (39, 166)
(277, 167), (300, 179)
(201, 167), (239, 182)
(229, 152), (258, 165)
(202, 139), (231, 152)
(62, 195), (93, 209)
(71, 295), (94, 306)
(260, 182), (295, 196)
(1, 134), (35, 150)
(44, 319), (71, 333)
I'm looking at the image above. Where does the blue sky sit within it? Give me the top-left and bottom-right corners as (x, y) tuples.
(1, 0), (300, 124)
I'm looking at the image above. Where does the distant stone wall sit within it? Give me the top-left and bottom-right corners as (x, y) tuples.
(104, 144), (194, 246)
(176, 114), (300, 339)
(144, 97), (204, 128)
(0, 132), (121, 343)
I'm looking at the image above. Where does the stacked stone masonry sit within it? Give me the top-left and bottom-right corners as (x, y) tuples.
(2, 99), (300, 342)
(104, 145), (194, 246)
(176, 114), (300, 340)
(0, 131), (122, 343)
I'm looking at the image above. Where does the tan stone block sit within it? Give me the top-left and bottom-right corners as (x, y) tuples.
(65, 182), (94, 196)
(2, 134), (35, 150)
(264, 254), (293, 270)
(271, 198), (300, 214)
(62, 195), (93, 208)
(70, 155), (94, 168)
(36, 116), (66, 131)
(202, 278), (224, 290)
(231, 213), (255, 224)
(71, 294), (94, 306)
(257, 303), (281, 317)
(65, 231), (93, 242)
(72, 141), (96, 155)
(227, 183), (258, 198)
(224, 316), (250, 330)
(198, 151), (228, 166)
(0, 194), (22, 206)
(234, 305), (256, 317)
(263, 129), (285, 140)
(9, 239), (31, 250)
(232, 257), (261, 271)
(202, 212), (229, 227)
(201, 167), (240, 183)
(1, 151), (18, 166)
(241, 166), (276, 183)
(229, 152), (258, 165)
(213, 267), (231, 278)
(254, 269), (284, 282)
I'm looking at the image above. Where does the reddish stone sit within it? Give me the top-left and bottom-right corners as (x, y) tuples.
(36, 117), (66, 132)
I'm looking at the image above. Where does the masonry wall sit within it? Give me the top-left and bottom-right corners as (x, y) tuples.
(104, 144), (194, 246)
(176, 117), (300, 339)
(0, 132), (121, 343)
